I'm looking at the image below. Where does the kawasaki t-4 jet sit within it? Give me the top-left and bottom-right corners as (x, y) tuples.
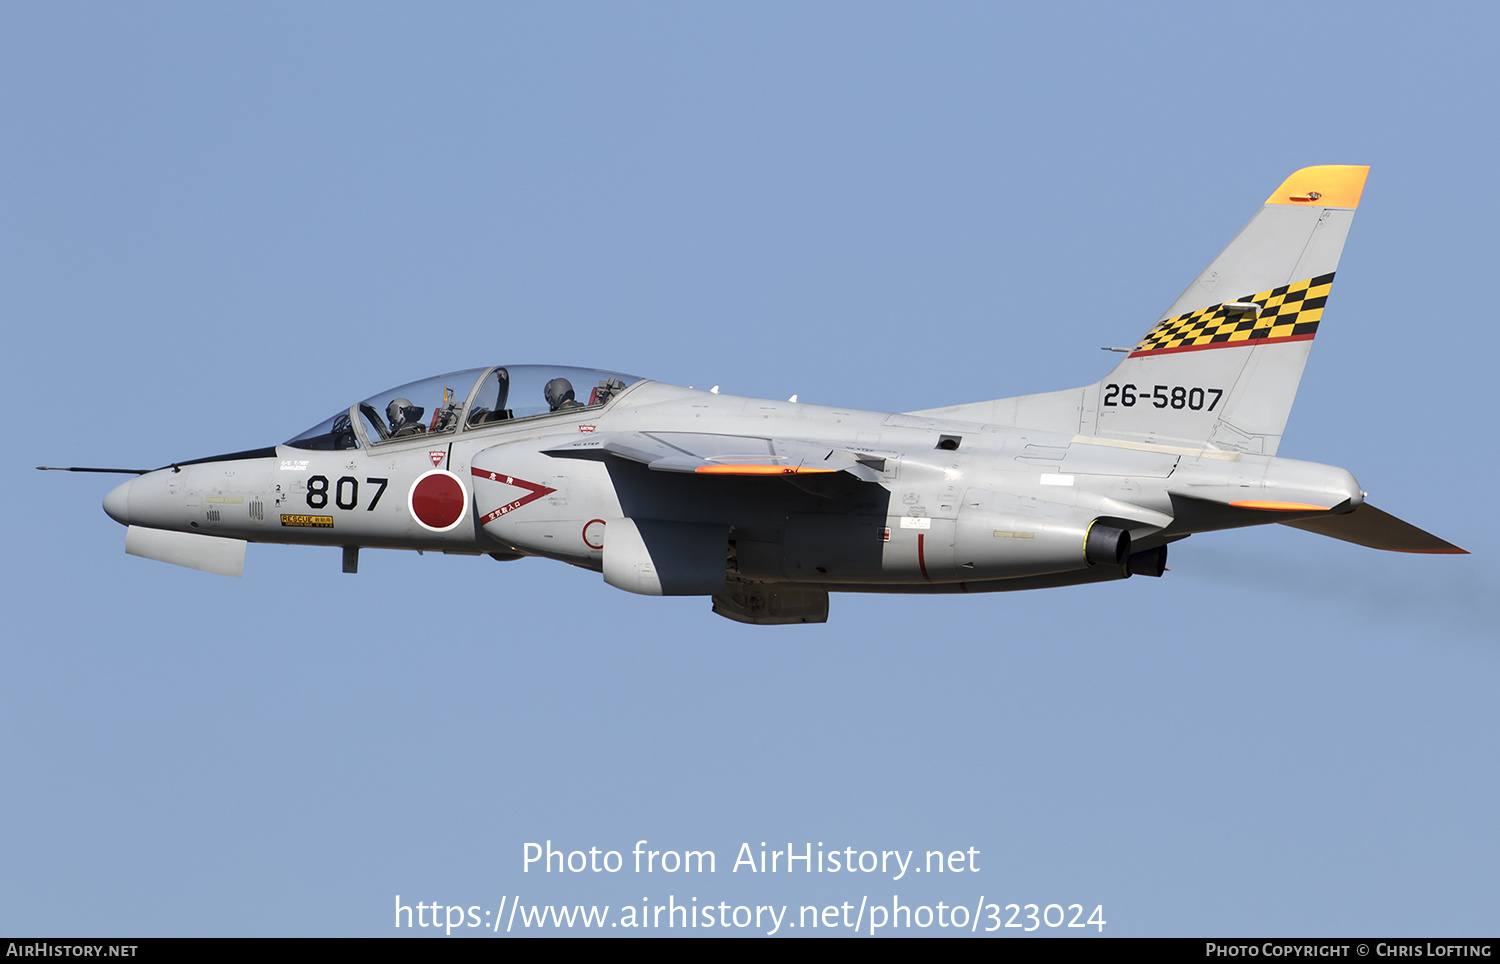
(55, 165), (1464, 624)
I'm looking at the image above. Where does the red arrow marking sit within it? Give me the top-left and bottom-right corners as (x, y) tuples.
(471, 467), (557, 525)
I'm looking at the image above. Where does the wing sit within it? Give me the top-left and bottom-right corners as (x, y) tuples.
(542, 430), (888, 482)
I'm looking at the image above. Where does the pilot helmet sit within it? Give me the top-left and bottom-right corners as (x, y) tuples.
(544, 378), (576, 411)
(387, 397), (424, 427)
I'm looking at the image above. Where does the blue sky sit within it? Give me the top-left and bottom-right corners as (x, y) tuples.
(3, 2), (1496, 936)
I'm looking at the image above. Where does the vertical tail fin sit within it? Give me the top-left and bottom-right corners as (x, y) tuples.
(1088, 165), (1370, 454)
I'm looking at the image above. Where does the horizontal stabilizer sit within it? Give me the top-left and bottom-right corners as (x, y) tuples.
(1279, 504), (1467, 554)
(543, 431), (884, 481)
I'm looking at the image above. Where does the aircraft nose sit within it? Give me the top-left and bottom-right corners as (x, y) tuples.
(103, 478), (132, 526)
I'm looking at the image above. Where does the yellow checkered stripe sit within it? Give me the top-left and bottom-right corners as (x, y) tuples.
(1134, 272), (1334, 354)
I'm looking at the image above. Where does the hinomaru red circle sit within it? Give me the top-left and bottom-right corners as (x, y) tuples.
(408, 471), (466, 531)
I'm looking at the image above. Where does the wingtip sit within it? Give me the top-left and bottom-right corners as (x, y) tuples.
(1266, 165), (1370, 209)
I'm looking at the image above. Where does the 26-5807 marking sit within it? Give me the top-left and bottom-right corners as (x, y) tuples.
(1103, 383), (1222, 411)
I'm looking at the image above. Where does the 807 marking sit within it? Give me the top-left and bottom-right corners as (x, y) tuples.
(1103, 383), (1222, 411)
(306, 475), (389, 511)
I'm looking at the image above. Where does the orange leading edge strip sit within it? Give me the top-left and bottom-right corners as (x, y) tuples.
(1265, 165), (1369, 209)
(694, 464), (836, 476)
(1229, 500), (1331, 511)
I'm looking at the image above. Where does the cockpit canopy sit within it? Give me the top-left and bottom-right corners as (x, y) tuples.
(285, 365), (641, 451)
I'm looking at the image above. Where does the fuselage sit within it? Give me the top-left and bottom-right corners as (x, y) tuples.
(102, 376), (1363, 593)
